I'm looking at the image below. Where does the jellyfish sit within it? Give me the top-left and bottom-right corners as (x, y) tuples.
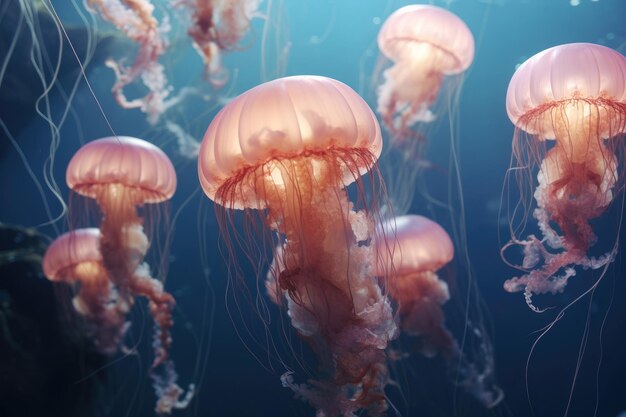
(503, 43), (626, 310)
(375, 5), (474, 215)
(376, 5), (474, 138)
(198, 76), (397, 416)
(66, 136), (193, 414)
(42, 228), (127, 354)
(377, 215), (503, 407)
(86, 0), (174, 124)
(174, 0), (261, 87)
(377, 215), (455, 358)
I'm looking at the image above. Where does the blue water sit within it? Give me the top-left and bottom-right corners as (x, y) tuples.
(1, 0), (625, 416)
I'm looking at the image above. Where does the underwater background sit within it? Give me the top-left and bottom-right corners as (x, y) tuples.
(1, 0), (626, 416)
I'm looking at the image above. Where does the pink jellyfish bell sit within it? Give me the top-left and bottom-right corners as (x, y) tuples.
(198, 75), (397, 417)
(43, 228), (126, 354)
(66, 136), (192, 414)
(377, 4), (474, 136)
(503, 43), (626, 310)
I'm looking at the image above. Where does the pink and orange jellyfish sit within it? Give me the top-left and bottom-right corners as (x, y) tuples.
(87, 0), (172, 124)
(198, 75), (397, 416)
(45, 136), (193, 414)
(376, 5), (474, 139)
(175, 0), (261, 87)
(503, 43), (626, 310)
(377, 215), (455, 358)
(43, 228), (127, 354)
(377, 215), (503, 407)
(87, 0), (263, 123)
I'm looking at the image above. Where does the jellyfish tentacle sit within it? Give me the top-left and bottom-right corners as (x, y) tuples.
(254, 151), (396, 416)
(504, 140), (620, 302)
(87, 0), (173, 123)
(152, 360), (196, 415)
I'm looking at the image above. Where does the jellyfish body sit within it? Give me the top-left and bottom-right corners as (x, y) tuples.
(199, 76), (397, 416)
(377, 5), (474, 137)
(43, 228), (127, 354)
(377, 215), (504, 407)
(67, 136), (192, 414)
(503, 43), (626, 309)
(377, 215), (454, 358)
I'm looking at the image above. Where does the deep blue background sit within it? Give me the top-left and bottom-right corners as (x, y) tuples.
(1, 0), (626, 416)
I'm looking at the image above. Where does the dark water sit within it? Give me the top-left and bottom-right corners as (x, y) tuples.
(1, 1), (625, 416)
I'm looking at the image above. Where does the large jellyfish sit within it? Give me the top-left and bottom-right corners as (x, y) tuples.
(377, 5), (474, 138)
(377, 215), (502, 407)
(66, 136), (193, 414)
(503, 43), (626, 310)
(198, 76), (397, 416)
(43, 228), (127, 354)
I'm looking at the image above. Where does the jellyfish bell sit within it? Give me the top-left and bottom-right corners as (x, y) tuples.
(198, 75), (383, 207)
(43, 228), (104, 284)
(503, 43), (626, 307)
(378, 215), (454, 277)
(66, 136), (176, 210)
(198, 75), (397, 416)
(377, 4), (474, 133)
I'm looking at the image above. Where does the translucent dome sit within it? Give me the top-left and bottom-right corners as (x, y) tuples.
(506, 43), (626, 133)
(198, 75), (382, 205)
(378, 215), (454, 276)
(43, 228), (102, 281)
(378, 5), (474, 74)
(67, 136), (176, 203)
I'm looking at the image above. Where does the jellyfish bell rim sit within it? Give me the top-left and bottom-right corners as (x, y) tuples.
(66, 136), (177, 204)
(42, 228), (102, 281)
(377, 4), (475, 75)
(198, 75), (383, 209)
(505, 42), (626, 137)
(377, 215), (454, 277)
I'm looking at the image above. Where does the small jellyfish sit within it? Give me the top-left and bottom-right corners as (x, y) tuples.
(377, 5), (474, 137)
(374, 4), (475, 216)
(503, 43), (626, 310)
(66, 136), (193, 414)
(198, 76), (397, 416)
(176, 0), (261, 87)
(43, 228), (126, 354)
(87, 0), (172, 123)
(377, 215), (455, 358)
(377, 215), (503, 408)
